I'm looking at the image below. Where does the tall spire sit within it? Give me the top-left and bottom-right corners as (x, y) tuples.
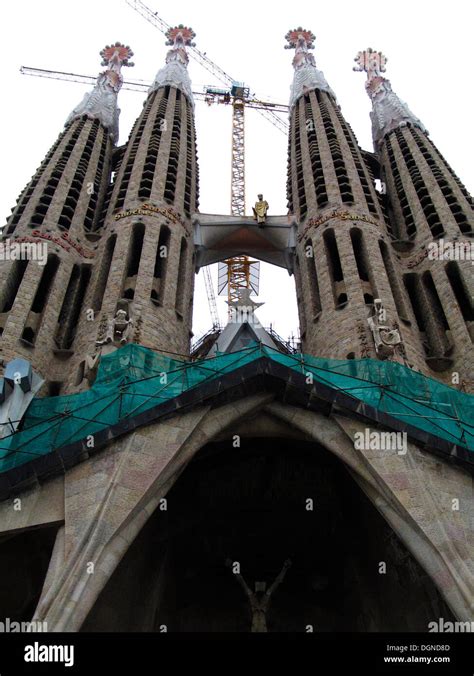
(285, 27), (335, 108)
(353, 48), (427, 148)
(149, 25), (195, 104)
(66, 42), (134, 144)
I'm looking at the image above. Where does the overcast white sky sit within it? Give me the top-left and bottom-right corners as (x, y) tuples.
(1, 0), (473, 344)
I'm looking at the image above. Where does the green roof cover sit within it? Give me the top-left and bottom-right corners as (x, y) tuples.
(0, 342), (472, 474)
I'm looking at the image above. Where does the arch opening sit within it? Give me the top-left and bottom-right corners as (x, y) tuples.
(81, 436), (453, 633)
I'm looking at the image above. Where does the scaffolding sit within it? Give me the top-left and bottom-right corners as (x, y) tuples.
(0, 343), (472, 490)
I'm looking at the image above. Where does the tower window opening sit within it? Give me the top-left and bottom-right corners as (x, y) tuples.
(84, 127), (109, 232)
(446, 262), (474, 341)
(293, 103), (307, 219)
(385, 136), (416, 241)
(333, 104), (377, 214)
(324, 229), (347, 310)
(0, 259), (29, 314)
(350, 229), (377, 305)
(324, 230), (344, 281)
(378, 240), (410, 323)
(304, 96), (328, 208)
(317, 91), (353, 204)
(115, 93), (157, 210)
(305, 239), (322, 318)
(30, 120), (86, 228)
(403, 273), (425, 335)
(410, 128), (472, 236)
(350, 229), (370, 282)
(139, 89), (169, 201)
(395, 129), (445, 239)
(21, 254), (60, 345)
(92, 234), (116, 311)
(164, 90), (182, 205)
(122, 224), (145, 301)
(404, 272), (451, 364)
(54, 264), (91, 350)
(175, 238), (188, 317)
(151, 226), (170, 304)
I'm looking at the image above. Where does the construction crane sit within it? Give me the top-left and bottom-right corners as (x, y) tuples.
(20, 66), (289, 114)
(203, 267), (220, 329)
(20, 0), (290, 328)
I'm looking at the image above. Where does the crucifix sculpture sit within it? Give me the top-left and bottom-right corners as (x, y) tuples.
(226, 558), (292, 632)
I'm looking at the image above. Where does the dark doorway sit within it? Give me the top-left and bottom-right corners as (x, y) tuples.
(82, 436), (454, 632)
(0, 525), (59, 622)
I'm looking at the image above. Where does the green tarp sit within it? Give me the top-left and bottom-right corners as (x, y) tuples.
(0, 342), (472, 473)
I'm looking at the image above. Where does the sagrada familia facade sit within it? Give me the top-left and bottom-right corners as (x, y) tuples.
(0, 26), (472, 632)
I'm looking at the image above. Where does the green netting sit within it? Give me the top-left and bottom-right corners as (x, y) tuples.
(0, 342), (472, 473)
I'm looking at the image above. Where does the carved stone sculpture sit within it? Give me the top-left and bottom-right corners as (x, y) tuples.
(96, 306), (133, 346)
(367, 299), (402, 359)
(226, 558), (291, 632)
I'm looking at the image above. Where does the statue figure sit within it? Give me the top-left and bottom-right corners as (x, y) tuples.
(253, 194), (269, 226)
(96, 306), (133, 346)
(226, 558), (291, 632)
(367, 298), (401, 358)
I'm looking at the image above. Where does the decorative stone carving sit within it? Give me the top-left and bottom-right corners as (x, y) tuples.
(149, 26), (196, 105)
(66, 42), (134, 144)
(357, 322), (371, 358)
(353, 48), (427, 147)
(95, 313), (109, 346)
(96, 303), (133, 347)
(285, 27), (336, 107)
(367, 299), (402, 359)
(133, 313), (143, 343)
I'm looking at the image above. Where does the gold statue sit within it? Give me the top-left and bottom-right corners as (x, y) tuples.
(253, 194), (269, 226)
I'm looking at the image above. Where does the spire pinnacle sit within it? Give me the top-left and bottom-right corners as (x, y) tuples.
(354, 48), (427, 147)
(285, 28), (335, 107)
(353, 47), (387, 83)
(66, 42), (134, 144)
(149, 25), (196, 103)
(100, 42), (135, 90)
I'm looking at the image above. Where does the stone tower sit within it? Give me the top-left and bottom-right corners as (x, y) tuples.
(287, 32), (473, 390)
(0, 43), (134, 391)
(69, 26), (199, 390)
(0, 24), (472, 639)
(286, 29), (392, 363)
(354, 47), (473, 388)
